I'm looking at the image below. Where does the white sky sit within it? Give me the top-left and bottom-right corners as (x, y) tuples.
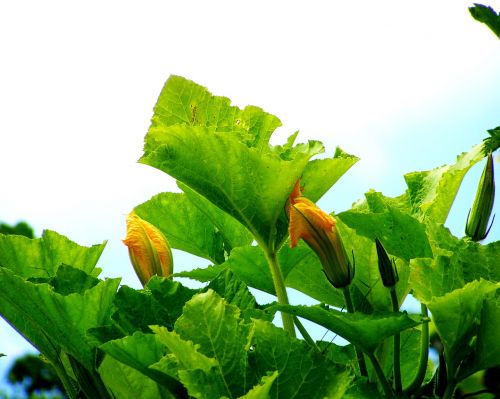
(1, 0), (500, 380)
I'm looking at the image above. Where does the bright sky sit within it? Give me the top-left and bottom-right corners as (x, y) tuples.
(1, 0), (499, 387)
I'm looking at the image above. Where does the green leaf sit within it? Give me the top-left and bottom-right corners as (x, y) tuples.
(470, 4), (500, 39)
(275, 304), (422, 354)
(0, 221), (34, 238)
(0, 267), (119, 370)
(135, 191), (249, 264)
(468, 296), (500, 373)
(151, 326), (217, 373)
(150, 75), (282, 150)
(338, 191), (433, 261)
(237, 372), (278, 399)
(427, 279), (498, 379)
(250, 319), (353, 399)
(0, 230), (105, 279)
(141, 76), (324, 248)
(409, 223), (500, 303)
(300, 147), (359, 202)
(99, 331), (187, 396)
(174, 290), (252, 397)
(404, 144), (484, 224)
(50, 264), (100, 295)
(179, 182), (253, 254)
(482, 126), (500, 154)
(99, 355), (175, 399)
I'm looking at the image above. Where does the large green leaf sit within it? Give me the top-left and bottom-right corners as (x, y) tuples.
(404, 144), (484, 224)
(250, 319), (353, 399)
(275, 304), (422, 354)
(427, 280), (498, 379)
(150, 75), (282, 150)
(141, 76), (325, 248)
(99, 331), (187, 397)
(99, 355), (175, 399)
(0, 267), (119, 370)
(178, 182), (253, 254)
(174, 290), (252, 398)
(0, 230), (105, 278)
(338, 191), (432, 262)
(135, 191), (250, 264)
(409, 223), (500, 303)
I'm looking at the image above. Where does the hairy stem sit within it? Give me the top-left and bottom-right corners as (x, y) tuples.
(367, 352), (396, 399)
(342, 286), (368, 377)
(390, 287), (402, 394)
(264, 249), (296, 337)
(404, 304), (429, 395)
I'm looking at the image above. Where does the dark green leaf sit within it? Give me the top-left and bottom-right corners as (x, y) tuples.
(470, 4), (500, 39)
(275, 304), (422, 354)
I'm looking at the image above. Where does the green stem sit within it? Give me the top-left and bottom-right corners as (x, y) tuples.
(442, 378), (457, 399)
(264, 249), (296, 337)
(367, 352), (396, 399)
(294, 316), (320, 352)
(390, 288), (402, 394)
(342, 286), (368, 377)
(52, 360), (79, 399)
(404, 304), (429, 395)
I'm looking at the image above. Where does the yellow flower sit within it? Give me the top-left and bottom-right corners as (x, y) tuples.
(123, 211), (173, 286)
(287, 181), (353, 288)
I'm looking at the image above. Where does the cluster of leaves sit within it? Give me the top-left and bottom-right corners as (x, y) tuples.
(0, 74), (498, 399)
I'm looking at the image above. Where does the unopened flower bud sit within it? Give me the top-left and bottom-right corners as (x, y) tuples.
(288, 180), (354, 288)
(123, 211), (173, 286)
(466, 153), (495, 241)
(375, 238), (398, 288)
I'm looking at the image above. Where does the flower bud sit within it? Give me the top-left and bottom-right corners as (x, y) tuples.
(123, 211), (173, 286)
(375, 238), (398, 288)
(288, 180), (354, 288)
(465, 153), (495, 241)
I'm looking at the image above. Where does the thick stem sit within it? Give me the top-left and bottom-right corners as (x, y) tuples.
(390, 287), (402, 394)
(404, 304), (429, 395)
(367, 352), (396, 399)
(264, 249), (296, 337)
(342, 286), (368, 377)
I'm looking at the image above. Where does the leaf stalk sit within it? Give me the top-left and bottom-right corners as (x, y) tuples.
(342, 286), (368, 377)
(390, 287), (402, 394)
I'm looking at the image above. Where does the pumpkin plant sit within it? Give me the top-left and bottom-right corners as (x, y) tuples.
(0, 5), (499, 398)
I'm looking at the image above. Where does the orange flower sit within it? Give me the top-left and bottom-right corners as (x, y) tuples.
(123, 211), (173, 286)
(288, 180), (353, 288)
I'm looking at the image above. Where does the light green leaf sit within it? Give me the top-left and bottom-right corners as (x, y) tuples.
(404, 144), (484, 224)
(178, 182), (253, 253)
(174, 290), (252, 398)
(0, 230), (105, 279)
(427, 279), (498, 379)
(237, 371), (278, 399)
(338, 191), (433, 261)
(250, 319), (353, 399)
(300, 147), (359, 202)
(151, 326), (217, 373)
(141, 76), (324, 248)
(99, 355), (175, 399)
(135, 191), (245, 264)
(275, 304), (422, 354)
(409, 223), (500, 303)
(469, 297), (500, 373)
(151, 75), (282, 150)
